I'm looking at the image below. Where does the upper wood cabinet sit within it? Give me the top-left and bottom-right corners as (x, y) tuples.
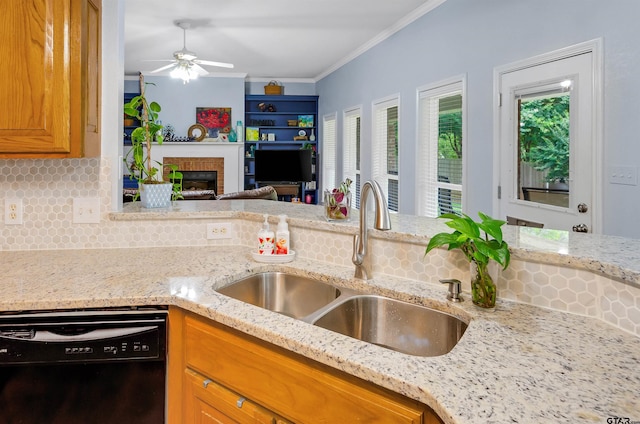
(0, 0), (101, 158)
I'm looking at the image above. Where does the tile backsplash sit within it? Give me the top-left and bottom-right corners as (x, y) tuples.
(0, 158), (234, 250)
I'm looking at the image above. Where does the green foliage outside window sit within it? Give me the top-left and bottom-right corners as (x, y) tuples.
(519, 95), (570, 182)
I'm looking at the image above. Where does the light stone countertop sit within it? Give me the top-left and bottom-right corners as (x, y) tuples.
(2, 245), (639, 424)
(114, 200), (640, 287)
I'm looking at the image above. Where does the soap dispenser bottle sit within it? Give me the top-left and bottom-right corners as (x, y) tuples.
(257, 214), (274, 255)
(275, 214), (290, 255)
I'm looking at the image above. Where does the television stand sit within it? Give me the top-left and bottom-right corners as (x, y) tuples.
(258, 182), (303, 202)
(271, 184), (299, 197)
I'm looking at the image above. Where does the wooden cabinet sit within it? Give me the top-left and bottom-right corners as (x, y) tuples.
(169, 307), (443, 424)
(244, 95), (319, 203)
(0, 0), (101, 158)
(184, 368), (292, 424)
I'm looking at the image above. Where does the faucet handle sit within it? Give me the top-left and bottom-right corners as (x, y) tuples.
(439, 279), (463, 303)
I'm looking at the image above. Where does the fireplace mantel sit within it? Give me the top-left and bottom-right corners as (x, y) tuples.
(127, 142), (243, 194)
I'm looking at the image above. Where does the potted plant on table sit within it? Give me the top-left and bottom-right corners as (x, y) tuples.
(124, 74), (177, 207)
(425, 212), (510, 308)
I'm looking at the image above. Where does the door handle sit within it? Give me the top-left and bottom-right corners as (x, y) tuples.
(577, 203), (588, 213)
(572, 223), (589, 233)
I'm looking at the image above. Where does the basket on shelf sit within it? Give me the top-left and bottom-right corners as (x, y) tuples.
(264, 80), (283, 95)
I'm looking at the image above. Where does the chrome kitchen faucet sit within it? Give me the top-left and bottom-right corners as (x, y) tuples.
(352, 180), (391, 280)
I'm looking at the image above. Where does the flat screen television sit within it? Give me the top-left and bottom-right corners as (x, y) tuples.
(254, 149), (313, 182)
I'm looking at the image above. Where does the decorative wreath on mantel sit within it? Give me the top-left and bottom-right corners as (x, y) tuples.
(188, 123), (207, 141)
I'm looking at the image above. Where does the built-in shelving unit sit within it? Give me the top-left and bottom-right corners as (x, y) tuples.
(244, 95), (319, 203)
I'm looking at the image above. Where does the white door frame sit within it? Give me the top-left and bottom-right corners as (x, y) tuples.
(492, 39), (603, 233)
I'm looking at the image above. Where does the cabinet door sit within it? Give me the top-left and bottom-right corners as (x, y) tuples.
(0, 0), (100, 158)
(184, 368), (280, 424)
(184, 314), (431, 424)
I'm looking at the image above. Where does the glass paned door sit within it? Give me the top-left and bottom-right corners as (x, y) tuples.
(498, 51), (594, 232)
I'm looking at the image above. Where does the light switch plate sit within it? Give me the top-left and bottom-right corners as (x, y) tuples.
(609, 166), (638, 185)
(73, 197), (101, 224)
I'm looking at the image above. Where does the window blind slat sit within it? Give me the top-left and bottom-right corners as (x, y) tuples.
(417, 81), (463, 217)
(344, 108), (361, 208)
(322, 113), (337, 193)
(372, 98), (399, 212)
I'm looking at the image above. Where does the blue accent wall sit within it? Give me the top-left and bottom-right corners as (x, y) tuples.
(317, 0), (640, 238)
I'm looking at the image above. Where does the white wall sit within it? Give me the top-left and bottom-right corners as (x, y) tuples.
(316, 0), (640, 239)
(141, 75), (246, 138)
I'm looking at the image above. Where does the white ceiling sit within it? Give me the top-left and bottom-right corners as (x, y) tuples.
(124, 0), (438, 81)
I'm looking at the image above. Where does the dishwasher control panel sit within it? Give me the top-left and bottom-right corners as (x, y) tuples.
(0, 309), (167, 364)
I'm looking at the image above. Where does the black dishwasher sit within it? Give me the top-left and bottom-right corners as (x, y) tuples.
(0, 307), (167, 424)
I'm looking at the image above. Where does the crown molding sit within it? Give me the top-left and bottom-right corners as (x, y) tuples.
(315, 0), (447, 81)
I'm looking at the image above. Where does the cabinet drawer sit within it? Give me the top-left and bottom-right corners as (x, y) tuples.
(184, 368), (282, 424)
(184, 314), (428, 423)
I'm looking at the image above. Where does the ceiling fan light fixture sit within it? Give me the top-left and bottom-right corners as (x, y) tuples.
(148, 20), (234, 80)
(170, 62), (199, 84)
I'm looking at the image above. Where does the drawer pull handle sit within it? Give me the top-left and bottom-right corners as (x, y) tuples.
(202, 379), (212, 388)
(236, 397), (246, 408)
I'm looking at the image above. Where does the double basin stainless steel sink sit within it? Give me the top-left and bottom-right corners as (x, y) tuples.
(217, 272), (467, 357)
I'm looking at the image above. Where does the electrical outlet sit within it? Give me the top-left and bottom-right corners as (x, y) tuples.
(207, 222), (233, 240)
(609, 166), (638, 185)
(4, 199), (23, 225)
(73, 197), (101, 224)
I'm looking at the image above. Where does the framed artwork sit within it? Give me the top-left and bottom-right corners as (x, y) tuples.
(298, 115), (314, 128)
(196, 107), (232, 134)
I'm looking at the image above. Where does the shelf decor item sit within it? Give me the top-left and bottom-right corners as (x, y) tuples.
(264, 80), (283, 95)
(324, 178), (352, 221)
(246, 127), (259, 142)
(425, 212), (511, 308)
(298, 115), (314, 128)
(123, 74), (175, 208)
(187, 123), (207, 141)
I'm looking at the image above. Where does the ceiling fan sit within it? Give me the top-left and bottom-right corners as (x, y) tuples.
(149, 21), (234, 83)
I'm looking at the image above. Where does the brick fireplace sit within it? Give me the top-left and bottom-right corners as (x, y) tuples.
(163, 157), (225, 195)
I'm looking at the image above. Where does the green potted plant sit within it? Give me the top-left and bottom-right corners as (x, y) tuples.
(425, 212), (510, 308)
(165, 164), (184, 202)
(123, 74), (172, 208)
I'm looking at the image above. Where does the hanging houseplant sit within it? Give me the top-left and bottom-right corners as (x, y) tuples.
(425, 212), (510, 308)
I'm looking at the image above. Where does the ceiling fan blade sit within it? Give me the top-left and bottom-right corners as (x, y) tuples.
(194, 59), (234, 69)
(149, 63), (177, 73)
(191, 63), (209, 76)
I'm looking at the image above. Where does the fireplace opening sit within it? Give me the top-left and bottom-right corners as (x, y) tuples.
(181, 171), (217, 192)
(177, 171), (217, 200)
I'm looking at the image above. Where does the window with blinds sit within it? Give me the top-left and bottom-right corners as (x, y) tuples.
(417, 80), (464, 217)
(343, 108), (361, 208)
(372, 98), (399, 212)
(322, 113), (337, 193)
